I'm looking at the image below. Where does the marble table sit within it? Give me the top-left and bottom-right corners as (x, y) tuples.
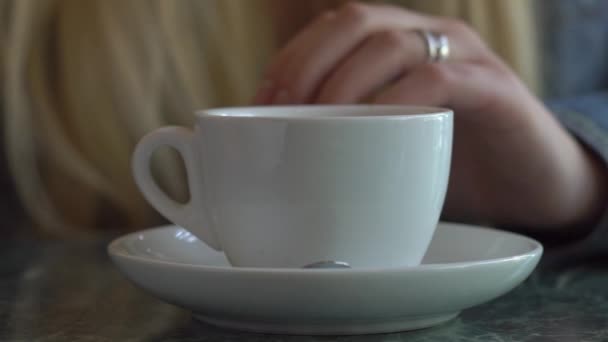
(1, 236), (607, 341)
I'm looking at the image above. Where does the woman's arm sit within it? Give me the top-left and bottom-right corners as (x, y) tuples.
(254, 2), (608, 234)
(548, 92), (608, 232)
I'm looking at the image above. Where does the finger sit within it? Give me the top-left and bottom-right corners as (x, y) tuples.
(258, 3), (435, 104)
(373, 62), (499, 114)
(252, 79), (276, 105)
(315, 29), (427, 104)
(252, 10), (337, 105)
(253, 10), (346, 105)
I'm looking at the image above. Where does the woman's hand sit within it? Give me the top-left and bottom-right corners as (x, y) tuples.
(254, 2), (607, 231)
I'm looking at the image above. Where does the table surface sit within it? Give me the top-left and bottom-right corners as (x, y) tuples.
(1, 235), (607, 342)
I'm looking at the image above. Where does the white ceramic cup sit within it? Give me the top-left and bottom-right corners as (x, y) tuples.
(132, 105), (453, 268)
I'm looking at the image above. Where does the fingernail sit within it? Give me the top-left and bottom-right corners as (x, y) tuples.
(252, 80), (275, 105)
(272, 89), (291, 105)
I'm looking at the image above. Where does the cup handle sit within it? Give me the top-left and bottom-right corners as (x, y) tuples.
(132, 126), (221, 250)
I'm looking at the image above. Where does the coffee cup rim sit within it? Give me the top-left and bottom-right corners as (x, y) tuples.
(196, 105), (452, 120)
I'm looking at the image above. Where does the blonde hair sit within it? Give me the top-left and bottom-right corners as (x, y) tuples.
(2, 0), (537, 234)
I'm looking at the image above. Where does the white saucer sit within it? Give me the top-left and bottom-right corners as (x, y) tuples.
(108, 222), (542, 335)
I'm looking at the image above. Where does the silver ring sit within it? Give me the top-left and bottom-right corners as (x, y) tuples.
(417, 30), (450, 63)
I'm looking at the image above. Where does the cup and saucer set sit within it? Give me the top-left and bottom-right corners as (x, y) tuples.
(109, 106), (542, 335)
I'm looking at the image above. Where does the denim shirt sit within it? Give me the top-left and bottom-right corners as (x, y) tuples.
(537, 0), (608, 261)
(539, 0), (608, 98)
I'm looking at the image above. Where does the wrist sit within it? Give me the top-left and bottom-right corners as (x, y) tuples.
(502, 106), (607, 231)
(536, 114), (608, 230)
(567, 142), (608, 226)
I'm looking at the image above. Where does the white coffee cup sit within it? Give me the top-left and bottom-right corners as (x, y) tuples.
(132, 105), (452, 268)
